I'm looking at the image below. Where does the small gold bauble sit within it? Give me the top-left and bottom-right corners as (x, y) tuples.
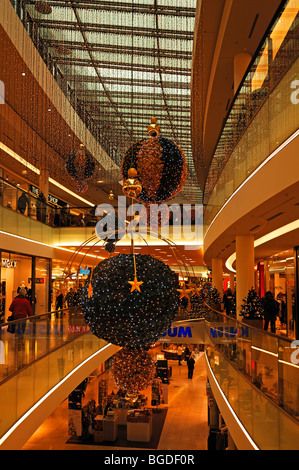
(108, 190), (114, 200)
(128, 167), (138, 178)
(147, 117), (160, 137)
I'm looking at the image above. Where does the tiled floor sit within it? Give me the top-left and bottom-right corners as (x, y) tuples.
(22, 350), (209, 451)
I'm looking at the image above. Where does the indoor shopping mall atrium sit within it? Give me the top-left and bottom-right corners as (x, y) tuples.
(0, 0), (298, 454)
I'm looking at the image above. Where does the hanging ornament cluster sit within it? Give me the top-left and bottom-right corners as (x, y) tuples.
(111, 347), (156, 394)
(121, 118), (187, 204)
(35, 1), (52, 14)
(65, 144), (96, 193)
(80, 253), (180, 349)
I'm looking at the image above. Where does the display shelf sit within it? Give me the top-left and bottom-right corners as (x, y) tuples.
(127, 409), (152, 442)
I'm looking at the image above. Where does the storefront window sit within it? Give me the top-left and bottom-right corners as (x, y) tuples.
(1, 252), (32, 321)
(267, 249), (296, 339)
(35, 257), (51, 315)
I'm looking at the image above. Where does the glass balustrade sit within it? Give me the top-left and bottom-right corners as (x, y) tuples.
(0, 308), (91, 383)
(204, 307), (299, 448)
(0, 307), (108, 441)
(204, 0), (299, 230)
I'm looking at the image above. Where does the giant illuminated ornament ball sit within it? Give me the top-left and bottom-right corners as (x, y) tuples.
(121, 118), (187, 204)
(80, 253), (180, 349)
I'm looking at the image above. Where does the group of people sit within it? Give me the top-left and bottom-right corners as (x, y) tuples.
(177, 345), (197, 379)
(55, 287), (80, 311)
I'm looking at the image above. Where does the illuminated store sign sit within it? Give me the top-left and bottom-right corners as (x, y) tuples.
(162, 326), (192, 338)
(161, 321), (206, 344)
(30, 185), (66, 207)
(1, 259), (17, 268)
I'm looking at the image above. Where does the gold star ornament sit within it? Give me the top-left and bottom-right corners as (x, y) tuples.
(177, 283), (192, 300)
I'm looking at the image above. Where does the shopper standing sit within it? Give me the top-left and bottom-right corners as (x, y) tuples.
(177, 345), (183, 365)
(184, 346), (191, 363)
(223, 288), (233, 316)
(262, 291), (279, 333)
(187, 355), (195, 379)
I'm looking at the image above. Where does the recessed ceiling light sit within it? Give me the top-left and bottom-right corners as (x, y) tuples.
(22, 72), (26, 76)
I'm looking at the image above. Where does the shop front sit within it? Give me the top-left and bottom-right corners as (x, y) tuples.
(265, 247), (298, 339)
(0, 250), (51, 321)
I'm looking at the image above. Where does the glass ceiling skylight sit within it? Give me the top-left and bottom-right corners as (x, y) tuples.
(23, 0), (201, 203)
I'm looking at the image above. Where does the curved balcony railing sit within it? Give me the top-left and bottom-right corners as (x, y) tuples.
(0, 307), (110, 443)
(1, 302), (298, 449)
(204, 0), (299, 231)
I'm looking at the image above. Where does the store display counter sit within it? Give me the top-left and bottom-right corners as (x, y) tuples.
(127, 409), (152, 442)
(103, 415), (118, 442)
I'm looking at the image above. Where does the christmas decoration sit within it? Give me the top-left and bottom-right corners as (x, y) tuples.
(240, 287), (263, 319)
(35, 1), (52, 14)
(80, 254), (180, 349)
(121, 118), (187, 204)
(65, 145), (96, 193)
(112, 348), (156, 394)
(122, 168), (143, 199)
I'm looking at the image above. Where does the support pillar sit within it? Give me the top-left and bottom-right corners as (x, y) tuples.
(233, 52), (252, 94)
(236, 235), (255, 320)
(212, 258), (223, 297)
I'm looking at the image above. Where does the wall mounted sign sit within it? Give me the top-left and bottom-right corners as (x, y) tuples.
(1, 259), (17, 268)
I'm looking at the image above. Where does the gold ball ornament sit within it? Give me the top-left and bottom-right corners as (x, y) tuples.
(108, 190), (114, 200)
(147, 116), (160, 137)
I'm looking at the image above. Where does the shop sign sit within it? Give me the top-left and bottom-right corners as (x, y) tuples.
(2, 259), (17, 268)
(210, 324), (249, 341)
(79, 266), (90, 276)
(162, 326), (192, 339)
(28, 278), (44, 284)
(161, 320), (206, 344)
(30, 185), (67, 207)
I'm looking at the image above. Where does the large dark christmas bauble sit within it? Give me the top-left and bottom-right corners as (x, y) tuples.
(65, 148), (96, 193)
(121, 136), (187, 203)
(80, 254), (179, 349)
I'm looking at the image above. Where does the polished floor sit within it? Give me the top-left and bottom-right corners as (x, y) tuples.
(22, 350), (209, 451)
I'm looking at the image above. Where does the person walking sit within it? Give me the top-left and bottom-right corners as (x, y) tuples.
(177, 345), (183, 365)
(262, 291), (279, 333)
(184, 346), (191, 363)
(187, 355), (195, 379)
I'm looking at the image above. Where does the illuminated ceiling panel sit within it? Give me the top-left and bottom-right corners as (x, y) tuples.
(23, 0), (202, 203)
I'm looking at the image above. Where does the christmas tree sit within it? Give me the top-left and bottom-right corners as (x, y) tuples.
(240, 287), (263, 319)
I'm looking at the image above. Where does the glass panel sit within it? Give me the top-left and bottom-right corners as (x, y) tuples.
(204, 0), (299, 223)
